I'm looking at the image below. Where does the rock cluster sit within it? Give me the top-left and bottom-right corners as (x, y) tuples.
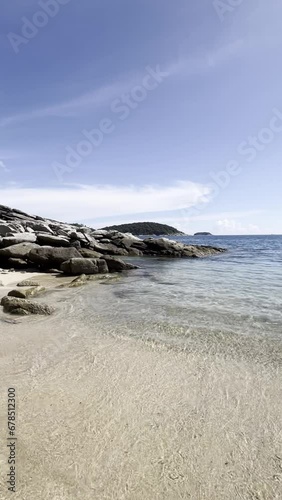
(0, 204), (225, 275)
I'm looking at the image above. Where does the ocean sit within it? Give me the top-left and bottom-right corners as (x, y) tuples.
(72, 235), (282, 350)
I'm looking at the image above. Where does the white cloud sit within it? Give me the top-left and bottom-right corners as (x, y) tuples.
(216, 218), (259, 234)
(0, 181), (211, 223)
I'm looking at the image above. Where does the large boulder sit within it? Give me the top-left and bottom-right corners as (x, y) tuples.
(1, 296), (55, 315)
(0, 242), (39, 259)
(2, 233), (37, 246)
(103, 256), (138, 272)
(78, 248), (103, 259)
(36, 234), (70, 247)
(61, 258), (99, 275)
(110, 234), (143, 249)
(28, 222), (54, 234)
(28, 246), (81, 269)
(92, 241), (128, 256)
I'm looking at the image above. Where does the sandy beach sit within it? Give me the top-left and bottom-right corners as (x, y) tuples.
(0, 277), (281, 500)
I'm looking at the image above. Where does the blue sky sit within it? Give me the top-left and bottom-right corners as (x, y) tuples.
(1, 0), (282, 234)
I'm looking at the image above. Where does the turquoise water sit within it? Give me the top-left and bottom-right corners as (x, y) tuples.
(81, 235), (282, 343)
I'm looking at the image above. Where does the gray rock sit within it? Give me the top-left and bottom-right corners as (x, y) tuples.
(8, 286), (46, 299)
(103, 257), (139, 272)
(0, 242), (39, 259)
(143, 238), (225, 258)
(97, 259), (109, 274)
(10, 308), (30, 316)
(2, 233), (37, 246)
(128, 248), (143, 256)
(1, 296), (55, 315)
(61, 258), (99, 275)
(28, 246), (81, 268)
(92, 241), (129, 256)
(17, 280), (41, 287)
(79, 248), (103, 259)
(29, 223), (54, 234)
(36, 234), (70, 247)
(69, 274), (88, 287)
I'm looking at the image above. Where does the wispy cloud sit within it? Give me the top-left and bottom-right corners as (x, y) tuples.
(0, 78), (137, 127)
(0, 39), (244, 128)
(169, 39), (244, 76)
(0, 181), (211, 222)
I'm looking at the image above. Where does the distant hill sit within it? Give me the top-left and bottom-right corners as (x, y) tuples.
(101, 222), (185, 236)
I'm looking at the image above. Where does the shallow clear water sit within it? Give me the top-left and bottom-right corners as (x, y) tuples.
(80, 235), (282, 345)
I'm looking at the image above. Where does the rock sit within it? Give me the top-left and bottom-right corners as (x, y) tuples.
(10, 308), (30, 316)
(111, 234), (143, 249)
(103, 257), (139, 272)
(1, 296), (55, 315)
(97, 259), (109, 274)
(70, 240), (81, 249)
(28, 247), (81, 268)
(0, 242), (39, 259)
(7, 258), (29, 269)
(0, 223), (16, 236)
(128, 248), (143, 256)
(61, 258), (99, 275)
(28, 222), (54, 234)
(79, 248), (103, 259)
(143, 238), (225, 258)
(36, 234), (70, 247)
(2, 233), (37, 246)
(92, 230), (109, 236)
(8, 286), (46, 299)
(17, 280), (41, 287)
(92, 241), (129, 256)
(68, 274), (88, 287)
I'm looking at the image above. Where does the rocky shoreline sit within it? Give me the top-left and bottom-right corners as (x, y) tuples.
(0, 204), (226, 315)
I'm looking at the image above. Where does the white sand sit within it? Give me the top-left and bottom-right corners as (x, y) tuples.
(0, 271), (42, 288)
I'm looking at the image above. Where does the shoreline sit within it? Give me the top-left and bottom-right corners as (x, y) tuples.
(0, 278), (282, 499)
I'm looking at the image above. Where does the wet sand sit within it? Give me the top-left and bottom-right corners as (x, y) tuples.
(0, 282), (282, 499)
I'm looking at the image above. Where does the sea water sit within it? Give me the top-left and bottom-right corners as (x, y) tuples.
(76, 235), (282, 345)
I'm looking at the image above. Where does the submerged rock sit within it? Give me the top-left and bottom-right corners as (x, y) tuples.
(68, 274), (88, 287)
(1, 296), (55, 315)
(17, 280), (41, 287)
(8, 286), (46, 299)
